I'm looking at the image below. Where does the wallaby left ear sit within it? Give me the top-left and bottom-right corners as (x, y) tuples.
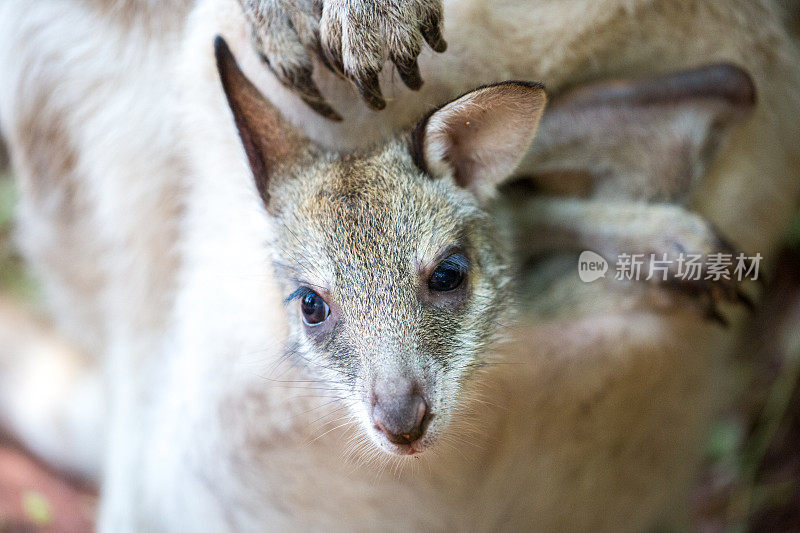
(215, 36), (307, 209)
(412, 82), (547, 201)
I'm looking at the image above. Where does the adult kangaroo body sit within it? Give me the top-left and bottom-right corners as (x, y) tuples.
(0, 0), (799, 530)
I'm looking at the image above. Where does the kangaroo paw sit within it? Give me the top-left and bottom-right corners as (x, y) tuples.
(318, 0), (445, 110)
(635, 215), (761, 326)
(238, 0), (342, 120)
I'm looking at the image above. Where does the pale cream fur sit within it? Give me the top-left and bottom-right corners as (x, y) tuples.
(0, 0), (799, 531)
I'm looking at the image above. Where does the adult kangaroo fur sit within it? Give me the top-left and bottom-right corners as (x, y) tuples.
(0, 0), (799, 530)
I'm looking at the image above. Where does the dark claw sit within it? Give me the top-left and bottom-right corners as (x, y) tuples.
(705, 302), (729, 327)
(422, 22), (447, 53)
(663, 274), (756, 328)
(300, 93), (343, 121)
(321, 42), (345, 78)
(316, 40), (339, 76)
(269, 62), (343, 121)
(736, 289), (756, 311)
(354, 72), (386, 110)
(314, 30), (343, 78)
(292, 70), (343, 121)
(394, 55), (423, 91)
(701, 284), (729, 327)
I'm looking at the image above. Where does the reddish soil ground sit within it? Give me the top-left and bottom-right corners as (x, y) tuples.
(0, 437), (95, 532)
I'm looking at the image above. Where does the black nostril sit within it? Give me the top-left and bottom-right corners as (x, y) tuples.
(372, 394), (430, 445)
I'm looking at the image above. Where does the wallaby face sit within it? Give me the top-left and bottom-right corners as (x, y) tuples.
(270, 148), (510, 454)
(216, 37), (546, 455)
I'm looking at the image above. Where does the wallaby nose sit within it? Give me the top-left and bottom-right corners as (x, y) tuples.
(371, 387), (429, 446)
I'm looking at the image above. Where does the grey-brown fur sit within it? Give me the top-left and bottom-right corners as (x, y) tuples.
(216, 37), (533, 452)
(270, 146), (512, 440)
(1, 0), (800, 529)
(237, 0), (445, 114)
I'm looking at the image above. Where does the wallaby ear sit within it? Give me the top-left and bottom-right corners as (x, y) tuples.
(215, 36), (305, 208)
(520, 63), (756, 201)
(412, 82), (547, 201)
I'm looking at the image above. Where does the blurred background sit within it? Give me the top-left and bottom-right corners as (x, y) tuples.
(2, 140), (799, 533)
(1, 12), (800, 526)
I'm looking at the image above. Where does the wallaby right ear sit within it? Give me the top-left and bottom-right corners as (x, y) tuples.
(412, 82), (547, 202)
(215, 36), (304, 208)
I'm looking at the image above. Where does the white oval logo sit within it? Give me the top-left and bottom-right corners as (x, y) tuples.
(578, 251), (608, 282)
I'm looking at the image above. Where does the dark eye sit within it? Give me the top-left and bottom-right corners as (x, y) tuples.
(300, 290), (330, 325)
(429, 253), (469, 292)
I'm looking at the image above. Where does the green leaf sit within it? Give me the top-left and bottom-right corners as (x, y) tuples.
(22, 490), (53, 526)
(706, 419), (744, 461)
(0, 174), (16, 228)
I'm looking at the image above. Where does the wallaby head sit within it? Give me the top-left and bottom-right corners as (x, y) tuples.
(215, 37), (546, 455)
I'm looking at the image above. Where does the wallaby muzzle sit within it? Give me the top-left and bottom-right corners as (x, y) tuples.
(370, 377), (431, 447)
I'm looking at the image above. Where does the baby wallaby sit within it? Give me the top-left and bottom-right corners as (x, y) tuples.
(215, 36), (545, 454)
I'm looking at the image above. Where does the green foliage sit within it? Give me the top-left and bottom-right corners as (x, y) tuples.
(0, 173), (16, 227)
(789, 209), (800, 253)
(21, 491), (53, 526)
(0, 172), (38, 302)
